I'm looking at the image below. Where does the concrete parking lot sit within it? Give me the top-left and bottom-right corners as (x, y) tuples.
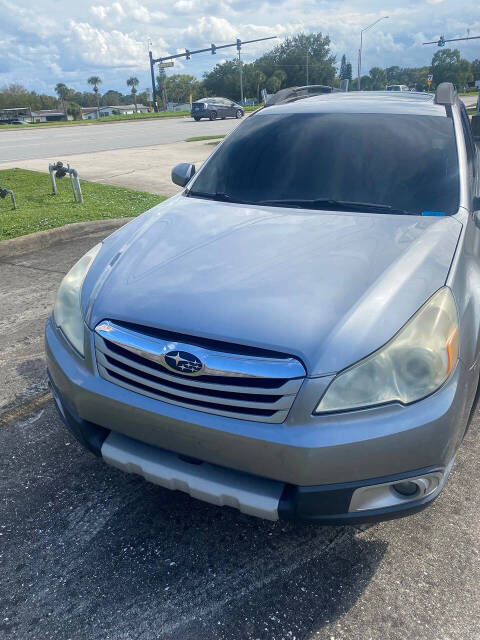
(1, 228), (480, 640)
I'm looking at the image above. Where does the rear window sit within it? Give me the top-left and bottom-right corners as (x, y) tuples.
(189, 112), (460, 215)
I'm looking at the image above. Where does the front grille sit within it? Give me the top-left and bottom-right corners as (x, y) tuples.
(94, 320), (306, 423)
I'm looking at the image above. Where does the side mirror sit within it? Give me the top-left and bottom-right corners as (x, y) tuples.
(171, 162), (195, 187)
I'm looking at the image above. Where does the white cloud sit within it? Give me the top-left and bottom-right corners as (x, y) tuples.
(64, 21), (147, 67)
(1, 0), (479, 94)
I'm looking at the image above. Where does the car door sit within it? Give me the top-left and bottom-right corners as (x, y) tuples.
(217, 99), (229, 118)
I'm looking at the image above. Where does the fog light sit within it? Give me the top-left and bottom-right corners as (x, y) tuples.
(393, 481), (419, 496)
(348, 463), (454, 513)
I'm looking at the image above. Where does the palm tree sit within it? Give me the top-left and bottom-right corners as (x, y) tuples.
(87, 76), (102, 117)
(55, 82), (69, 117)
(126, 76), (140, 113)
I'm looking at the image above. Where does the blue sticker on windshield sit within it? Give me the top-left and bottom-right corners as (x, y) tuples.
(422, 211), (445, 217)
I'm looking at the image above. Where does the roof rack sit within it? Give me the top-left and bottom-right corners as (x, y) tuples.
(434, 82), (457, 106)
(264, 85), (339, 107)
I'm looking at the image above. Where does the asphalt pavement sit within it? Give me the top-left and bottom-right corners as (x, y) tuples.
(1, 229), (480, 640)
(0, 117), (240, 163)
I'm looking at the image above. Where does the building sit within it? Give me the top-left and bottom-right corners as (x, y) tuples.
(81, 104), (149, 119)
(31, 109), (67, 122)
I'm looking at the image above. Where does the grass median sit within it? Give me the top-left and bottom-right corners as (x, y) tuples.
(0, 168), (165, 241)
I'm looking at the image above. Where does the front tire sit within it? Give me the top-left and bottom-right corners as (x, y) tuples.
(235, 109), (243, 119)
(194, 116), (201, 121)
(209, 111), (217, 121)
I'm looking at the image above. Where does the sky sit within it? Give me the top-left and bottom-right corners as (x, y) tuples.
(1, 0), (479, 96)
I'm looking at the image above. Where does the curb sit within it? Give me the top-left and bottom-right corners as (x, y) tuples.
(0, 217), (134, 259)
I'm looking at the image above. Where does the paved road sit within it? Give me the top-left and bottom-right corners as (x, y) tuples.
(1, 230), (480, 640)
(0, 117), (241, 163)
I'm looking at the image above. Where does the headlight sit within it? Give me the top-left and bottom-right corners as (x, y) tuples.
(53, 243), (101, 356)
(315, 287), (459, 414)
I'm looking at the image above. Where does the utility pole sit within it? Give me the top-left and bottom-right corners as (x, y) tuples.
(306, 52), (309, 85)
(148, 36), (276, 112)
(237, 39), (244, 104)
(148, 50), (158, 111)
(357, 16), (389, 90)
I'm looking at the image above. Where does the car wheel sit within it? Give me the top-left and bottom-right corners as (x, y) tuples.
(194, 116), (201, 121)
(209, 111), (217, 121)
(235, 109), (243, 119)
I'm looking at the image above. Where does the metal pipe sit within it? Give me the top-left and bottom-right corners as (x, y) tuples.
(69, 168), (83, 203)
(49, 164), (57, 195)
(0, 187), (16, 210)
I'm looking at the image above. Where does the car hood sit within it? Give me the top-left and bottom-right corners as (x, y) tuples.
(85, 196), (462, 376)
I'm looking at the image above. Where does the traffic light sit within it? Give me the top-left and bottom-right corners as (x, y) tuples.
(211, 43), (216, 54)
(438, 36), (445, 47)
(185, 49), (191, 60)
(236, 38), (242, 51)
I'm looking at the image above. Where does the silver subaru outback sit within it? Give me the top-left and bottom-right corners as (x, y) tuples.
(46, 83), (480, 524)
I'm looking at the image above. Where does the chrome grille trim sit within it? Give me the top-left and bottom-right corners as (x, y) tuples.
(94, 320), (306, 423)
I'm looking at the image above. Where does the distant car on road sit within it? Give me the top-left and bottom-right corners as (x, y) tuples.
(191, 97), (244, 121)
(386, 84), (410, 92)
(0, 119), (28, 125)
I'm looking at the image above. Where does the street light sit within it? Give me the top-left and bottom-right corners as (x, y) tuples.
(357, 16), (389, 90)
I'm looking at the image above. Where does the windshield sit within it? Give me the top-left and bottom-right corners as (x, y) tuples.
(188, 112), (460, 215)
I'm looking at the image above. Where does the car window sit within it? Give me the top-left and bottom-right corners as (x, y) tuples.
(189, 112), (460, 216)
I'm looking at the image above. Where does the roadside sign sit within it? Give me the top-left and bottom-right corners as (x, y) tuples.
(158, 61), (174, 69)
(427, 74), (433, 82)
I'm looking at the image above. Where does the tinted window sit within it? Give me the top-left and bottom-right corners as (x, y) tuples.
(189, 112), (460, 215)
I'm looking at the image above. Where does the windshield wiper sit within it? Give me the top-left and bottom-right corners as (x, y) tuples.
(186, 190), (253, 205)
(256, 198), (417, 215)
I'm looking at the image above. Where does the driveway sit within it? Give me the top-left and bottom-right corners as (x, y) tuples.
(0, 140), (216, 197)
(1, 229), (479, 640)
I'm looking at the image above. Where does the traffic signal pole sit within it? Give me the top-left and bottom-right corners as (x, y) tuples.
(423, 34), (480, 46)
(148, 36), (276, 111)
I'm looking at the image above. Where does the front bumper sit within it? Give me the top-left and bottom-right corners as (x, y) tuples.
(46, 317), (472, 522)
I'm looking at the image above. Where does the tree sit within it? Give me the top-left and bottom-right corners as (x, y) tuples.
(471, 59), (480, 81)
(87, 76), (102, 114)
(55, 82), (70, 115)
(431, 49), (472, 89)
(369, 67), (387, 90)
(255, 33), (336, 88)
(126, 76), (139, 112)
(156, 68), (167, 109)
(344, 62), (352, 81)
(339, 54), (347, 79)
(102, 90), (122, 106)
(67, 101), (82, 120)
(253, 69), (266, 102)
(163, 75), (201, 104)
(202, 60), (241, 100)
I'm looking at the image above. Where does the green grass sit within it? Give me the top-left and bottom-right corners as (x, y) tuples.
(185, 134), (226, 142)
(0, 110), (191, 131)
(0, 168), (165, 241)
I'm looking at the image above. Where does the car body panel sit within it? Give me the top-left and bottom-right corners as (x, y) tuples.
(46, 317), (474, 486)
(84, 196), (462, 376)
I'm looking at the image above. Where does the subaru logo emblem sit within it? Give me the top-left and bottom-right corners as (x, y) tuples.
(164, 350), (203, 375)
